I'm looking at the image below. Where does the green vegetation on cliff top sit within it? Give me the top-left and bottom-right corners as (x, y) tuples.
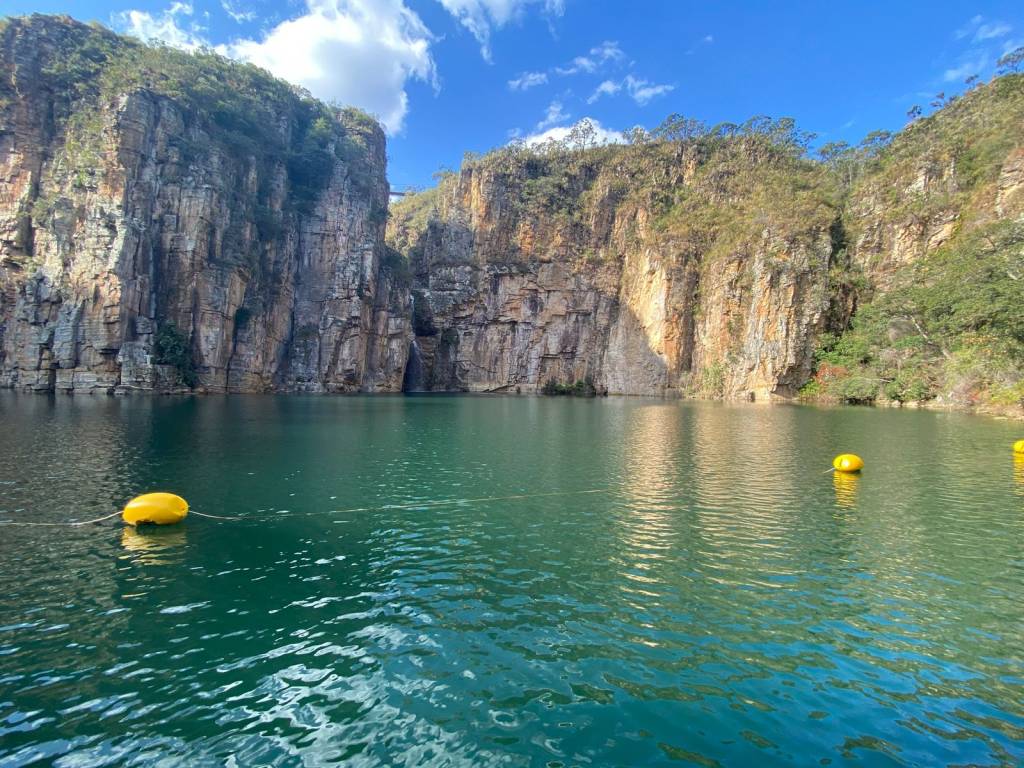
(0, 15), (382, 215)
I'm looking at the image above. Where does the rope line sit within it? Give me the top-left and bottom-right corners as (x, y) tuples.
(0, 488), (611, 527)
(189, 510), (245, 520)
(0, 510), (123, 527)
(194, 488), (610, 522)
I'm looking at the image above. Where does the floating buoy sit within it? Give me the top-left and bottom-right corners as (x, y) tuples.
(122, 493), (189, 526)
(1014, 439), (1024, 454)
(832, 454), (864, 473)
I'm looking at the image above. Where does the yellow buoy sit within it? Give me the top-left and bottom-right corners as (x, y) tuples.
(832, 454), (864, 473)
(1014, 439), (1024, 454)
(122, 493), (189, 526)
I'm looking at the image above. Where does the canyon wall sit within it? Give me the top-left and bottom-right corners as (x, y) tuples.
(389, 137), (838, 398)
(0, 16), (410, 394)
(388, 79), (1024, 404)
(1, 16), (1021, 406)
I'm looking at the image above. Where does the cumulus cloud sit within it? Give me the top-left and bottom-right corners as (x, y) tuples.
(508, 71), (548, 91)
(520, 117), (624, 147)
(437, 0), (565, 61)
(536, 100), (569, 130)
(222, 0), (437, 133)
(113, 1), (208, 51)
(555, 40), (624, 75)
(221, 0), (256, 23)
(113, 0), (436, 134)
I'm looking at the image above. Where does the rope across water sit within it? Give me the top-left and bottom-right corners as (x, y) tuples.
(0, 488), (611, 527)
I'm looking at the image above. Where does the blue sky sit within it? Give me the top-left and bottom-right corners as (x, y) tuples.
(4, 1), (1024, 189)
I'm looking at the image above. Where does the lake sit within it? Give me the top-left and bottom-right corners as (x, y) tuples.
(0, 393), (1021, 767)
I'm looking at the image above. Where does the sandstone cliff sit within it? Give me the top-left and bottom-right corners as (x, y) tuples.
(0, 15), (409, 393)
(388, 81), (1024, 407)
(389, 128), (838, 398)
(2, 15), (1021, 408)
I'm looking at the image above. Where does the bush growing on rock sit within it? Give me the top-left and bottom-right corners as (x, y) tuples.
(153, 323), (198, 388)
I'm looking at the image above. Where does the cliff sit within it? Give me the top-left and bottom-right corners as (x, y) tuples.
(388, 80), (1024, 408)
(2, 15), (1022, 410)
(389, 126), (838, 398)
(814, 75), (1024, 409)
(0, 15), (410, 393)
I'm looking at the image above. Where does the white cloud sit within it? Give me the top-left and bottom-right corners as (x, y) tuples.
(584, 75), (673, 106)
(113, 1), (436, 133)
(976, 21), (1012, 40)
(624, 74), (673, 105)
(221, 0), (256, 23)
(703, 34), (714, 44)
(944, 53), (989, 82)
(956, 14), (982, 39)
(956, 15), (1012, 42)
(113, 2), (208, 51)
(536, 100), (569, 130)
(437, 0), (564, 61)
(1003, 38), (1024, 55)
(520, 117), (624, 147)
(554, 39), (624, 75)
(508, 71), (548, 91)
(586, 79), (621, 104)
(223, 0), (437, 133)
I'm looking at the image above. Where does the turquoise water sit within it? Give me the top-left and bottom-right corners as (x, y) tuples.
(0, 393), (1022, 767)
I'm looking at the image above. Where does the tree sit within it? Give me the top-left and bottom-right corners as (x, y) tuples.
(997, 46), (1024, 73)
(817, 141), (850, 163)
(621, 126), (651, 145)
(566, 118), (598, 150)
(907, 105), (922, 121)
(859, 130), (892, 157)
(652, 113), (707, 142)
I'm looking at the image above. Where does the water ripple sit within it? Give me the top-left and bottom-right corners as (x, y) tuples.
(0, 394), (1021, 766)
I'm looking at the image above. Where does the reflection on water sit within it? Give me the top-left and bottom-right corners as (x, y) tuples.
(120, 525), (188, 566)
(0, 393), (1022, 767)
(832, 470), (859, 508)
(1014, 454), (1024, 495)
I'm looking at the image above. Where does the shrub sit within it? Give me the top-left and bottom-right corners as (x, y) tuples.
(541, 377), (598, 397)
(153, 323), (198, 387)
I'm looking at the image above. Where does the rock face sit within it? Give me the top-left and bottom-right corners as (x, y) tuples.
(2, 16), (1021, 403)
(0, 16), (410, 393)
(389, 140), (837, 399)
(389, 80), (1024, 404)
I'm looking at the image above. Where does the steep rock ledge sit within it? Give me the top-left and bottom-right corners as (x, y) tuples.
(0, 15), (410, 393)
(389, 137), (837, 398)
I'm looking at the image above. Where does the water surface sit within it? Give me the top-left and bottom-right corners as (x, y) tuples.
(0, 394), (1021, 766)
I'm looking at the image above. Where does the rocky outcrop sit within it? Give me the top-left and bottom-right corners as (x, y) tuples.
(389, 79), (1024, 404)
(390, 140), (836, 398)
(0, 15), (410, 393)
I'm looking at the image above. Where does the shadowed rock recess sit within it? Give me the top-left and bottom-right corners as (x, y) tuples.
(2, 16), (1023, 404)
